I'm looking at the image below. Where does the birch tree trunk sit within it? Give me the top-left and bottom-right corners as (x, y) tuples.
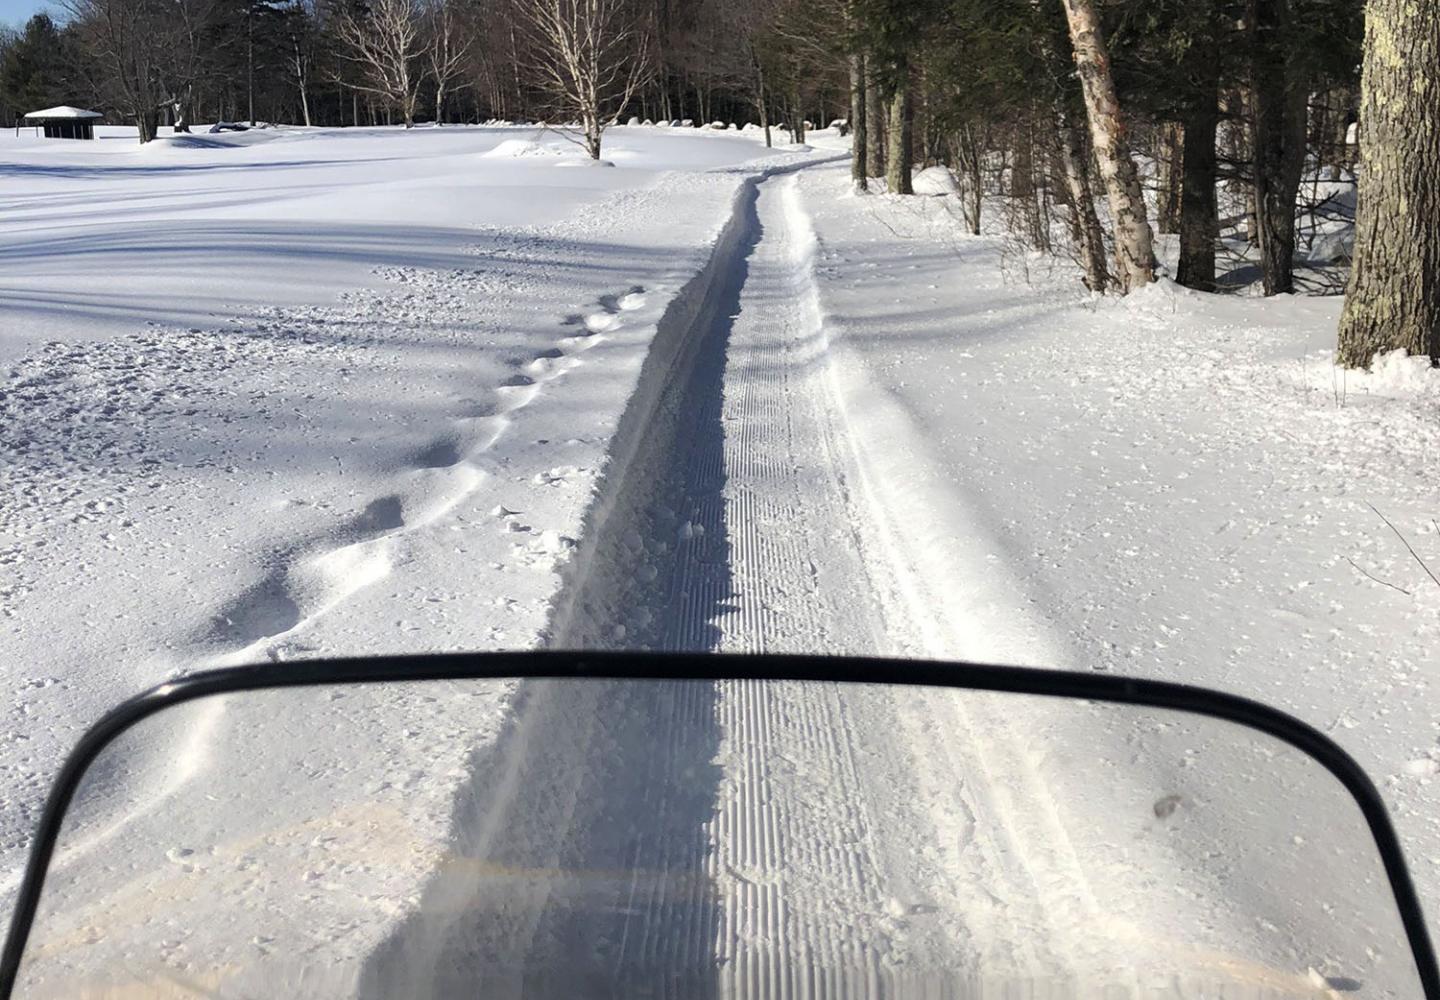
(1059, 0), (1155, 293)
(1337, 0), (1440, 367)
(1057, 112), (1109, 293)
(427, 0), (469, 128)
(172, 85), (192, 133)
(750, 50), (771, 148)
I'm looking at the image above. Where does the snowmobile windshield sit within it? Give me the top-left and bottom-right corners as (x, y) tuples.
(1, 654), (1435, 1000)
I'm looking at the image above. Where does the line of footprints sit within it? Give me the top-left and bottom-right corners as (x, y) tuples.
(485, 286), (649, 556)
(208, 286), (648, 662)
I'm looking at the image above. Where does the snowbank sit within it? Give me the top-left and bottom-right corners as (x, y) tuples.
(481, 137), (567, 157)
(911, 164), (960, 196)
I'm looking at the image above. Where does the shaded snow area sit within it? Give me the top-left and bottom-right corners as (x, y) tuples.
(3, 132), (1437, 997)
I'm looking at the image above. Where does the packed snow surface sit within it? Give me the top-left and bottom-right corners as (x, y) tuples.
(2, 127), (1437, 997)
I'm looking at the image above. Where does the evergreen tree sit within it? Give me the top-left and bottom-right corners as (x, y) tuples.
(0, 14), (81, 120)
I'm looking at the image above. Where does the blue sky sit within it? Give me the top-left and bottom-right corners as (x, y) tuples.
(2, 0), (54, 28)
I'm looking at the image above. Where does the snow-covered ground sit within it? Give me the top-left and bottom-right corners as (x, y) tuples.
(0, 123), (772, 361)
(3, 126), (1438, 996)
(792, 160), (1439, 994)
(1, 123), (826, 992)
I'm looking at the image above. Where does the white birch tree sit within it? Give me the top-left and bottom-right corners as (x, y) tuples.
(332, 0), (424, 127)
(283, 0), (315, 126)
(1058, 0), (1155, 293)
(518, 0), (653, 158)
(426, 0), (471, 124)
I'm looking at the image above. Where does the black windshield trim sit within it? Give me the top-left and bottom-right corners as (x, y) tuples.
(2, 651), (1435, 998)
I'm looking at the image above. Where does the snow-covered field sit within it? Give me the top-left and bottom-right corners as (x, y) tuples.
(2, 125), (1437, 996)
(1, 121), (792, 829)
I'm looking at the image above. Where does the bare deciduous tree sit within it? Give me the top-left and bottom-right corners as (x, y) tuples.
(426, 0), (471, 123)
(64, 0), (218, 142)
(333, 0), (424, 127)
(284, 0), (316, 126)
(519, 0), (652, 158)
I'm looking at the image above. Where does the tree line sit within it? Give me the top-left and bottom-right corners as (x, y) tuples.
(1, 0), (1435, 365)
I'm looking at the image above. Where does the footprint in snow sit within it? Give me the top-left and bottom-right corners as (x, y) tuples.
(411, 437), (465, 469)
(495, 383), (540, 412)
(597, 285), (647, 313)
(526, 355), (581, 379)
(558, 334), (603, 353)
(584, 312), (622, 334)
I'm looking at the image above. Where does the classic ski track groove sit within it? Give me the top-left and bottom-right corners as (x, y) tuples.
(376, 173), (1056, 996)
(363, 168), (1131, 997)
(673, 176), (918, 991)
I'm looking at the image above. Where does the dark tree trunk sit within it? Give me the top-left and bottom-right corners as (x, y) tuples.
(1010, 130), (1033, 198)
(247, 1), (256, 126)
(1251, 0), (1308, 295)
(849, 51), (867, 190)
(1178, 66), (1221, 292)
(1218, 89), (1256, 245)
(135, 109), (158, 143)
(1337, 0), (1440, 367)
(885, 65), (912, 194)
(865, 56), (886, 179)
(1156, 122), (1184, 234)
(1328, 85), (1358, 179)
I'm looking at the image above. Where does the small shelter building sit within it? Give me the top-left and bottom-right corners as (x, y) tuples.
(23, 106), (103, 140)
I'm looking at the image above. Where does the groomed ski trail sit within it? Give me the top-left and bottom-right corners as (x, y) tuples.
(362, 171), (1152, 998)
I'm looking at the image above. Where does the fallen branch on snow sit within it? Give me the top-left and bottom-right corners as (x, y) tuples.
(1367, 502), (1440, 592)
